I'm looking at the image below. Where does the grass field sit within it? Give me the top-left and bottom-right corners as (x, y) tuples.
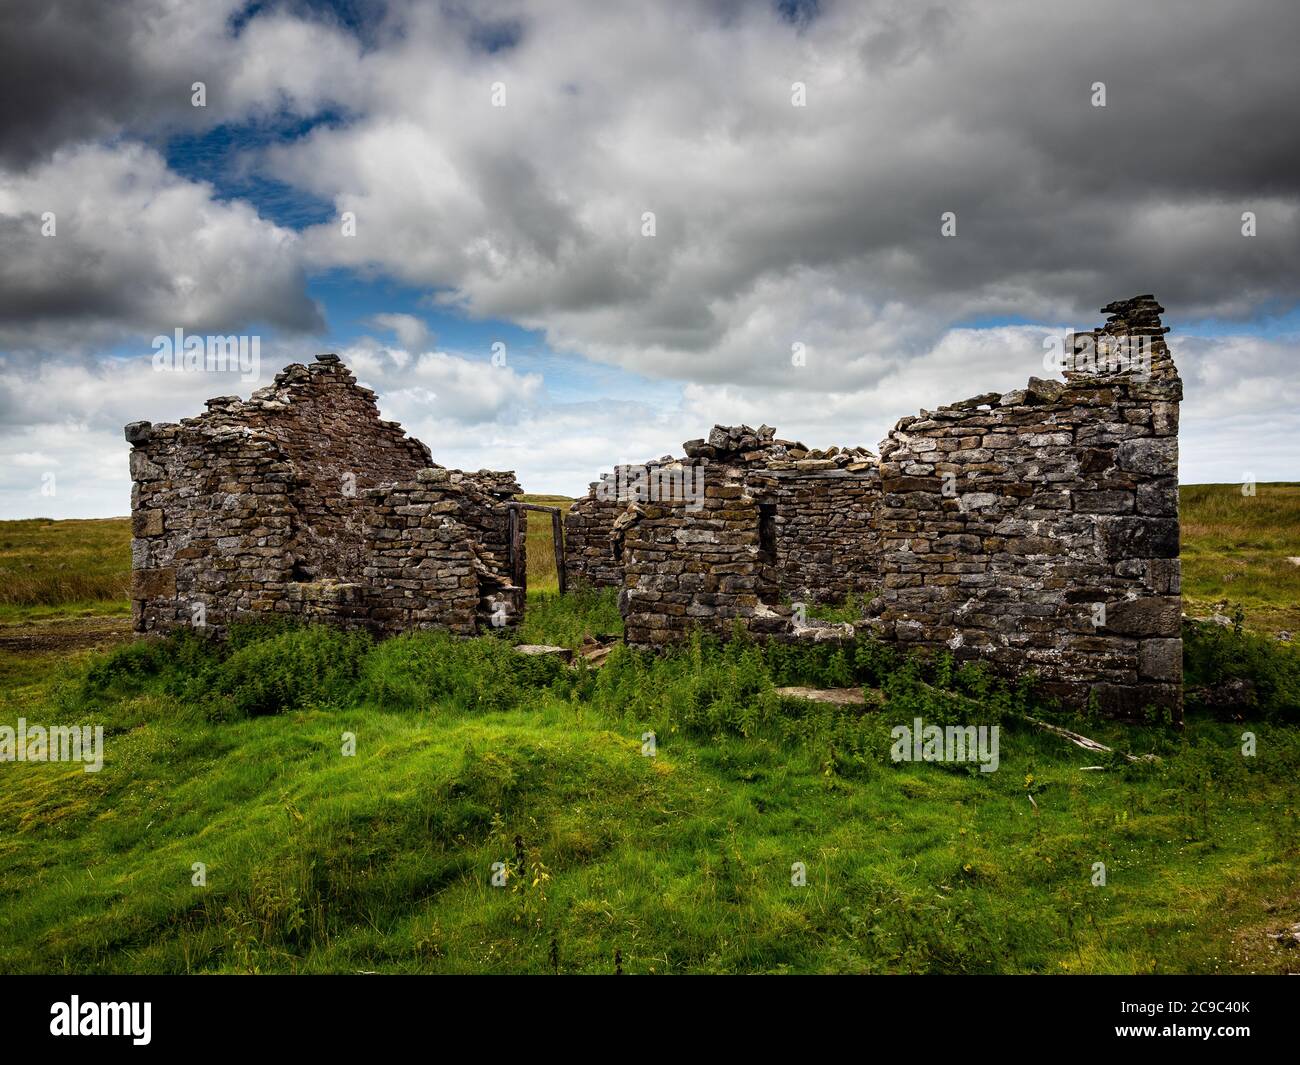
(1, 608), (1297, 975)
(0, 518), (132, 623)
(0, 487), (1297, 974)
(1180, 483), (1300, 632)
(520, 494), (575, 596)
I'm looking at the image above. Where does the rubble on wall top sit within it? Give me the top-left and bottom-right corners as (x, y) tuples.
(1100, 294), (1166, 325)
(889, 293), (1182, 439)
(680, 424), (877, 470)
(122, 352), (412, 445)
(584, 425), (877, 494)
(123, 353), (367, 443)
(120, 352), (521, 494)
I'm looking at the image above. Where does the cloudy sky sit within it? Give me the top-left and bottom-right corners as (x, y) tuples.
(1, 0), (1297, 518)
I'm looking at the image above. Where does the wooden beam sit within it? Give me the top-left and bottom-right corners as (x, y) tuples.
(1024, 715), (1159, 764)
(507, 501), (562, 515)
(552, 508), (566, 595)
(507, 506), (527, 591)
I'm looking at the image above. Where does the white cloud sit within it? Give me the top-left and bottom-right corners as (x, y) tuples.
(0, 143), (322, 350)
(0, 0), (1298, 514)
(368, 313), (430, 352)
(9, 451), (56, 468)
(3, 326), (1294, 518)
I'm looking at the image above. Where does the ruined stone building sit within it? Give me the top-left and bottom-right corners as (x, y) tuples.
(127, 295), (1183, 718)
(867, 297), (1182, 717)
(125, 355), (524, 637)
(569, 296), (1183, 717)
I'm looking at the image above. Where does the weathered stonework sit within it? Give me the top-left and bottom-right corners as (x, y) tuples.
(125, 354), (524, 637)
(603, 295), (1185, 718)
(866, 295), (1183, 717)
(129, 294), (1185, 718)
(564, 465), (656, 589)
(565, 425), (880, 605)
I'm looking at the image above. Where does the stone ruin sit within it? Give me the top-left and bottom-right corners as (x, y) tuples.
(566, 296), (1183, 718)
(125, 354), (525, 637)
(125, 295), (1184, 718)
(564, 426), (881, 619)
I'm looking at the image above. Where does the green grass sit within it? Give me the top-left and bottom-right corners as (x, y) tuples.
(0, 518), (132, 622)
(517, 585), (622, 647)
(806, 593), (871, 624)
(1180, 482), (1300, 632)
(2, 611), (1298, 975)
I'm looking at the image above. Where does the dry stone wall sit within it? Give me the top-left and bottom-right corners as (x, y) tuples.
(566, 426), (880, 605)
(358, 469), (519, 634)
(760, 469), (879, 605)
(613, 295), (1184, 719)
(619, 461), (787, 647)
(615, 426), (879, 646)
(564, 463), (667, 590)
(865, 296), (1183, 718)
(126, 354), (523, 637)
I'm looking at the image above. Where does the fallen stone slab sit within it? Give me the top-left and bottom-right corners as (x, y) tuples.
(513, 644), (573, 662)
(776, 686), (876, 710)
(579, 634), (620, 668)
(791, 617), (856, 643)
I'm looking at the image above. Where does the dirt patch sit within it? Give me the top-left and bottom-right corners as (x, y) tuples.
(1227, 893), (1300, 975)
(0, 615), (133, 653)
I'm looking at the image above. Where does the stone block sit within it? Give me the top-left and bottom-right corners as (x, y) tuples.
(132, 508), (164, 537)
(132, 567), (177, 600)
(1116, 438), (1177, 475)
(1104, 596), (1181, 637)
(1139, 638), (1182, 681)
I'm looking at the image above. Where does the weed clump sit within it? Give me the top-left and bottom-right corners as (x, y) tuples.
(1183, 610), (1300, 720)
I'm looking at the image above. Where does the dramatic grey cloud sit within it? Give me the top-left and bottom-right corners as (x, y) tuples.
(0, 143), (324, 350)
(0, 0), (1297, 514)
(281, 0), (1300, 381)
(0, 0), (368, 168)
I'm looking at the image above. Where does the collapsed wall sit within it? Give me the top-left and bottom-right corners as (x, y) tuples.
(614, 426), (880, 645)
(608, 295), (1184, 718)
(865, 296), (1183, 717)
(125, 354), (523, 636)
(565, 426), (880, 604)
(618, 461), (775, 647)
(565, 460), (673, 590)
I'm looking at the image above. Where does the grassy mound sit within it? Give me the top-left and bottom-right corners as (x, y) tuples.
(3, 603), (1298, 974)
